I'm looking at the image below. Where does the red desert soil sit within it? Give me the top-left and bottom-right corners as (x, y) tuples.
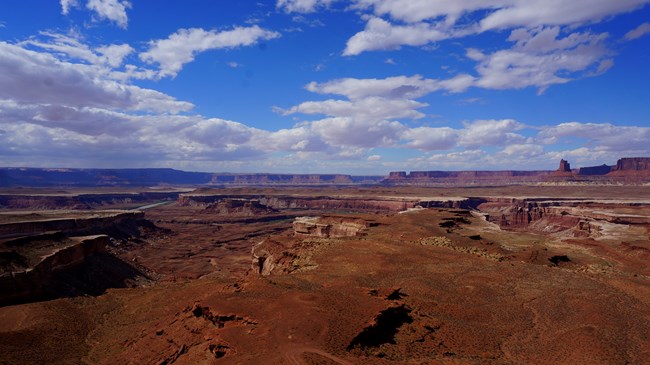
(1, 186), (650, 364)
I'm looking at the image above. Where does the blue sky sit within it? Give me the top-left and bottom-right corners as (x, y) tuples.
(0, 0), (649, 174)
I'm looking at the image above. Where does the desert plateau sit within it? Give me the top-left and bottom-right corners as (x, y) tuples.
(1, 159), (650, 364)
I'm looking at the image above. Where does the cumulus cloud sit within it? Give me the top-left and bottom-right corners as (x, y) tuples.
(401, 127), (458, 150)
(625, 22), (650, 40)
(96, 43), (133, 67)
(458, 119), (526, 147)
(278, 97), (428, 120)
(343, 0), (649, 58)
(140, 26), (281, 78)
(471, 27), (612, 93)
(478, 0), (650, 31)
(354, 0), (649, 29)
(86, 0), (131, 29)
(343, 17), (449, 55)
(539, 122), (650, 152)
(0, 41), (192, 113)
(305, 74), (472, 100)
(499, 143), (544, 158)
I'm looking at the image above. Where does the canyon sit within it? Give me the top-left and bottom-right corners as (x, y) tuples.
(1, 161), (650, 364)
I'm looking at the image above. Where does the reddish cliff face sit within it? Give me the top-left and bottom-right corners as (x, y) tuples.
(387, 171), (407, 179)
(614, 158), (650, 171)
(384, 170), (552, 185)
(212, 174), (355, 185)
(558, 159), (571, 172)
(179, 194), (417, 212)
(204, 199), (277, 216)
(578, 164), (613, 175)
(548, 159), (575, 178)
(293, 216), (369, 238)
(607, 158), (650, 180)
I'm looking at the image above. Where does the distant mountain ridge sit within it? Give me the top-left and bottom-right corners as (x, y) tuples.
(1, 157), (649, 187)
(0, 167), (383, 187)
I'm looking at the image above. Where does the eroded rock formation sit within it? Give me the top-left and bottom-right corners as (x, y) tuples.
(0, 211), (154, 305)
(204, 199), (278, 216)
(293, 216), (369, 238)
(179, 194), (417, 212)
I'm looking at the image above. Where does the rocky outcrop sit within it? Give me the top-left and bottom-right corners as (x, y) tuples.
(0, 192), (180, 210)
(549, 159), (575, 178)
(179, 194), (418, 212)
(387, 171), (407, 179)
(578, 164), (613, 175)
(204, 199), (277, 216)
(0, 211), (146, 240)
(558, 159), (571, 172)
(0, 235), (108, 305)
(293, 216), (369, 238)
(614, 157), (650, 171)
(251, 239), (276, 276)
(606, 158), (650, 181)
(0, 210), (156, 305)
(385, 170), (552, 185)
(216, 174), (355, 185)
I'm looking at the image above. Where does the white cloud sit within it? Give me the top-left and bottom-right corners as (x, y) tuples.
(401, 127), (459, 150)
(86, 0), (131, 29)
(276, 0), (335, 13)
(343, 17), (449, 56)
(311, 117), (405, 148)
(96, 43), (133, 67)
(413, 149), (489, 169)
(0, 41), (192, 114)
(140, 26), (281, 78)
(343, 0), (650, 56)
(60, 0), (79, 15)
(367, 154), (381, 161)
(354, 0), (650, 29)
(459, 119), (526, 147)
(499, 143), (544, 158)
(23, 32), (133, 68)
(227, 61), (241, 68)
(472, 27), (612, 93)
(353, 0), (502, 24)
(625, 22), (650, 40)
(539, 122), (650, 152)
(305, 74), (472, 100)
(479, 0), (650, 31)
(278, 97), (428, 120)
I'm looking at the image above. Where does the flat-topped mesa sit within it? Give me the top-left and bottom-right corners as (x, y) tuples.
(384, 170), (551, 185)
(387, 171), (407, 179)
(578, 164), (613, 175)
(213, 174), (355, 185)
(614, 157), (650, 171)
(607, 158), (650, 181)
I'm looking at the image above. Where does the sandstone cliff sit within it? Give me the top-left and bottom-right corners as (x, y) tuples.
(293, 216), (369, 238)
(0, 211), (153, 306)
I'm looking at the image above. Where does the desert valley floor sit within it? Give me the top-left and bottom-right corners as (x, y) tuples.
(1, 185), (650, 364)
